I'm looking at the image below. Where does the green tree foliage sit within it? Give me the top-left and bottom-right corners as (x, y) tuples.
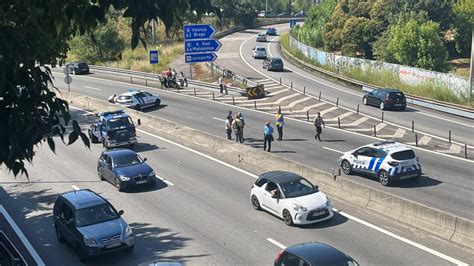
(453, 0), (474, 55)
(374, 13), (448, 71)
(294, 0), (337, 48)
(0, 0), (213, 176)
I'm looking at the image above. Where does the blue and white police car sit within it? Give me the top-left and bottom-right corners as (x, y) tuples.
(114, 89), (161, 111)
(339, 141), (422, 186)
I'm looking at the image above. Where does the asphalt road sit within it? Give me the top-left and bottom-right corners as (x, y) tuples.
(0, 109), (471, 265)
(51, 71), (474, 220)
(216, 24), (474, 147)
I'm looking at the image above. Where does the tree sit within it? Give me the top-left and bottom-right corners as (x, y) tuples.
(374, 13), (448, 71)
(0, 0), (213, 176)
(453, 0), (474, 56)
(294, 0), (337, 48)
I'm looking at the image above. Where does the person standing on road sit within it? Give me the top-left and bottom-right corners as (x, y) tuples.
(238, 112), (245, 140)
(275, 108), (284, 141)
(225, 115), (233, 140)
(218, 76), (224, 94)
(263, 122), (274, 152)
(313, 112), (325, 142)
(232, 114), (244, 143)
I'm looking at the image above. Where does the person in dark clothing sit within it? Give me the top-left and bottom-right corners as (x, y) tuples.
(263, 122), (274, 152)
(275, 109), (284, 141)
(313, 112), (325, 142)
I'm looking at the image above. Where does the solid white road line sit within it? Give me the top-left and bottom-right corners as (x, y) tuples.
(266, 238), (287, 250)
(212, 117), (226, 122)
(71, 185), (80, 191)
(70, 105), (468, 265)
(156, 175), (174, 186)
(339, 210), (468, 266)
(83, 85), (102, 91)
(0, 205), (45, 266)
(323, 147), (344, 154)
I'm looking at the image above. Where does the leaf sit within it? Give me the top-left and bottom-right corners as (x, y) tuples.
(68, 131), (79, 145)
(47, 137), (56, 153)
(79, 132), (91, 149)
(72, 120), (81, 132)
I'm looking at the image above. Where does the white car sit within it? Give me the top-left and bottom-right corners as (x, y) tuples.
(252, 46), (267, 59)
(250, 171), (333, 226)
(339, 141), (422, 186)
(256, 32), (267, 42)
(114, 89), (161, 111)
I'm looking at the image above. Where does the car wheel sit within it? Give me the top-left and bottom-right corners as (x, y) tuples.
(341, 160), (353, 175)
(155, 99), (161, 107)
(251, 195), (261, 210)
(363, 97), (368, 105)
(378, 170), (391, 186)
(282, 209), (293, 226)
(379, 101), (385, 110)
(77, 245), (89, 262)
(126, 245), (134, 253)
(135, 104), (141, 111)
(97, 168), (104, 181)
(55, 225), (65, 243)
(115, 177), (124, 192)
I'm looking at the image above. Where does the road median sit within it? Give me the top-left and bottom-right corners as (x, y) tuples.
(63, 90), (473, 250)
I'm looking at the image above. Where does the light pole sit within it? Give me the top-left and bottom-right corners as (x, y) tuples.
(266, 0), (268, 12)
(469, 27), (473, 102)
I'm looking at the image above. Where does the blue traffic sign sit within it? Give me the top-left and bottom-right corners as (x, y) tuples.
(184, 24), (216, 40)
(185, 53), (217, 63)
(290, 19), (296, 29)
(185, 39), (222, 53)
(149, 50), (158, 64)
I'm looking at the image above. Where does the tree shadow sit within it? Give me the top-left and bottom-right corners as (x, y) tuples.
(298, 212), (348, 229)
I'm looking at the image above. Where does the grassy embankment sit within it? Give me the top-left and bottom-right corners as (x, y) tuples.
(281, 33), (472, 107)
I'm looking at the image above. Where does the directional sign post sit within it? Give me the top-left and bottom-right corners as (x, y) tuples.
(185, 53), (217, 63)
(185, 39), (222, 54)
(184, 24), (216, 40)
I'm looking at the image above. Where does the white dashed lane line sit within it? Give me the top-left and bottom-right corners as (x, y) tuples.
(266, 238), (287, 250)
(83, 85), (102, 91)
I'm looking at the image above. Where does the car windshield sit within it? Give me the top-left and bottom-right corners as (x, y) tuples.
(272, 59), (282, 64)
(113, 153), (142, 167)
(75, 203), (119, 227)
(279, 178), (318, 198)
(391, 150), (416, 160)
(78, 63), (88, 67)
(107, 117), (133, 130)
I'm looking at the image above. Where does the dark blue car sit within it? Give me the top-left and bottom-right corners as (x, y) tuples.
(266, 27), (277, 36)
(97, 148), (156, 191)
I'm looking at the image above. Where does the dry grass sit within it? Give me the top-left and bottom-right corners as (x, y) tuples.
(448, 58), (470, 78)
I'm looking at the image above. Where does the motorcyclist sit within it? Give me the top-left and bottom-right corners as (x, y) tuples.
(180, 71), (188, 87)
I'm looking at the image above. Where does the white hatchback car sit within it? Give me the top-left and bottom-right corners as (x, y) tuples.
(252, 46), (267, 59)
(114, 89), (161, 111)
(339, 141), (422, 186)
(250, 171), (333, 226)
(256, 32), (267, 42)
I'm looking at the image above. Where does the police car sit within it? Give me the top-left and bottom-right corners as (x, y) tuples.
(114, 89), (161, 111)
(338, 141), (422, 186)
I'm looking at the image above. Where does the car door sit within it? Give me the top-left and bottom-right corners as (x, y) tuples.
(142, 92), (155, 107)
(261, 182), (281, 215)
(58, 202), (76, 244)
(98, 153), (108, 180)
(102, 155), (115, 182)
(367, 89), (378, 105)
(352, 147), (374, 174)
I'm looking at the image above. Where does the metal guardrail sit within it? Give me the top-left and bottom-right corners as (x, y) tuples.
(280, 38), (474, 120)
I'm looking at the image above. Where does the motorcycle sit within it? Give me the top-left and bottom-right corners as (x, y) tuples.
(160, 75), (180, 89)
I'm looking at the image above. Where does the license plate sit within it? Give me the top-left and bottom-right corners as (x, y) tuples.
(136, 180), (147, 184)
(105, 242), (121, 249)
(312, 211), (325, 217)
(395, 104), (402, 106)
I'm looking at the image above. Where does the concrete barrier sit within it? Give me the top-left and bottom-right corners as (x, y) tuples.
(63, 91), (473, 249)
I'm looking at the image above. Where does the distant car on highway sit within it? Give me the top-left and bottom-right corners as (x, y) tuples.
(250, 171), (333, 226)
(256, 32), (267, 42)
(258, 11), (274, 18)
(53, 189), (134, 262)
(263, 57), (284, 71)
(363, 88), (407, 111)
(274, 242), (359, 266)
(97, 148), (157, 192)
(114, 89), (161, 111)
(339, 141), (422, 186)
(252, 46), (267, 59)
(266, 27), (278, 36)
(66, 62), (89, 75)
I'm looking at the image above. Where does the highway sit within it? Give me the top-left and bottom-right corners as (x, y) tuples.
(0, 109), (472, 265)
(51, 71), (474, 220)
(216, 24), (474, 147)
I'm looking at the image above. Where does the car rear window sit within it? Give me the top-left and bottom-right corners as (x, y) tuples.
(256, 47), (265, 51)
(388, 92), (405, 98)
(272, 59), (282, 63)
(117, 96), (132, 101)
(78, 63), (88, 67)
(391, 150), (416, 160)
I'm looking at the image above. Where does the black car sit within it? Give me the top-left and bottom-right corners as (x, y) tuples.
(67, 62), (89, 74)
(263, 57), (284, 71)
(362, 88), (406, 111)
(97, 148), (156, 191)
(274, 242), (359, 266)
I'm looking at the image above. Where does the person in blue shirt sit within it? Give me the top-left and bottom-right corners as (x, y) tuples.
(263, 122), (274, 152)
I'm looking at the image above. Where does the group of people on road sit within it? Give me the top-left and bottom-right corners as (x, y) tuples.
(223, 107), (326, 152)
(163, 67), (188, 87)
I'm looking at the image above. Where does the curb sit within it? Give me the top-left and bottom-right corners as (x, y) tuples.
(63, 90), (473, 250)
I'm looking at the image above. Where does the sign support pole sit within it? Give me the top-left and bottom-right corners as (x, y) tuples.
(189, 63), (193, 80)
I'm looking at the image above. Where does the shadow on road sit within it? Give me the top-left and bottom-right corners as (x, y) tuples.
(392, 175), (442, 188)
(125, 180), (168, 194)
(298, 212), (348, 229)
(134, 143), (160, 153)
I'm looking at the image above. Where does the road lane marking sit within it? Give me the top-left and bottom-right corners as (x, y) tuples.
(71, 185), (80, 190)
(418, 111), (474, 128)
(156, 175), (174, 186)
(83, 85), (102, 91)
(419, 136), (432, 146)
(339, 210), (468, 266)
(323, 147), (344, 154)
(0, 205), (45, 266)
(213, 117), (226, 122)
(266, 238), (287, 249)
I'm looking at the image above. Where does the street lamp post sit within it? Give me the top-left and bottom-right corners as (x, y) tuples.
(469, 27), (473, 102)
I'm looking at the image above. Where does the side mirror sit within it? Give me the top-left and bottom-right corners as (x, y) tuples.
(118, 210), (124, 216)
(352, 152), (358, 158)
(143, 158), (147, 162)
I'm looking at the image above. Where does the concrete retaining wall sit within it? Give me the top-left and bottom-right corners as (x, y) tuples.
(64, 91), (473, 249)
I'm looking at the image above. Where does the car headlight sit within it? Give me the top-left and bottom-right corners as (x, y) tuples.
(148, 171), (155, 177)
(83, 236), (98, 247)
(292, 204), (307, 212)
(325, 198), (332, 208)
(119, 176), (130, 181)
(125, 225), (133, 237)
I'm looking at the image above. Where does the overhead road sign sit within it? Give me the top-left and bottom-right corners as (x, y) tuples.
(185, 53), (217, 63)
(149, 50), (158, 64)
(185, 39), (222, 53)
(184, 24), (216, 40)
